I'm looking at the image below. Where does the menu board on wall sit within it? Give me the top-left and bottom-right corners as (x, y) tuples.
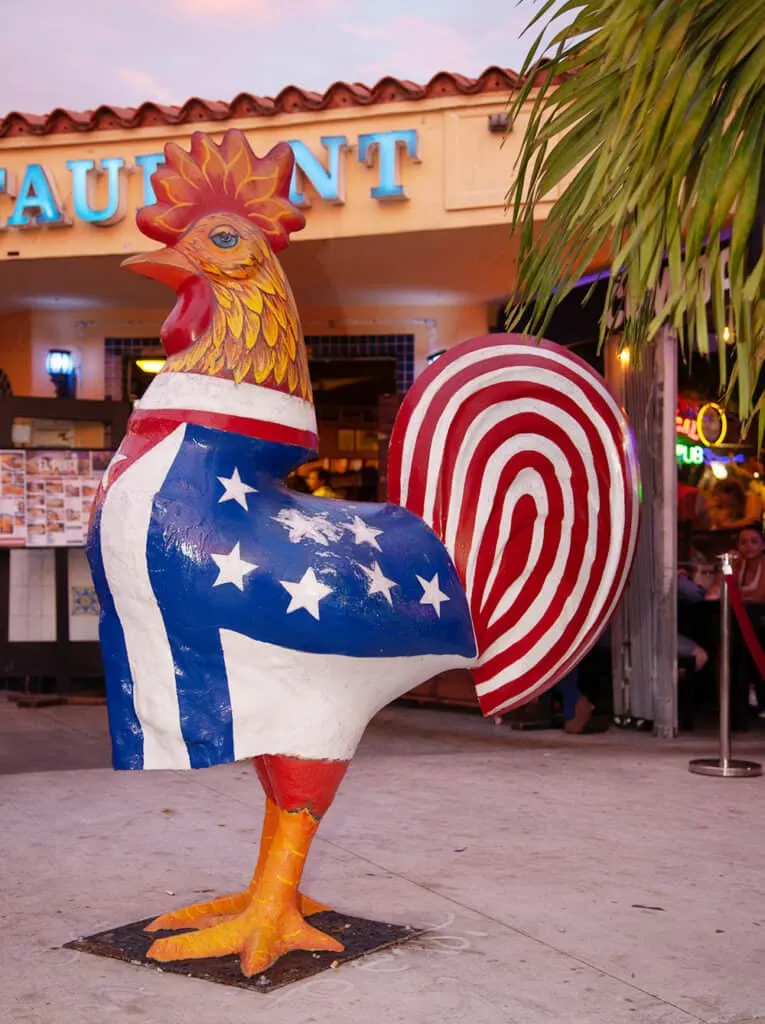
(0, 452), (29, 545)
(0, 450), (110, 548)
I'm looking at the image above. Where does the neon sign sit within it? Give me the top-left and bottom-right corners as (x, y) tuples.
(676, 414), (699, 441)
(676, 435), (744, 467)
(676, 439), (704, 465)
(0, 129), (421, 230)
(676, 401), (729, 447)
(696, 401), (727, 447)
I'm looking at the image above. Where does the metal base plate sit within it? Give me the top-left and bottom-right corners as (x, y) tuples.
(64, 911), (423, 993)
(689, 757), (763, 778)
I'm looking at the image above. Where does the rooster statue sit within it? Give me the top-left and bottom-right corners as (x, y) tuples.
(87, 129), (639, 977)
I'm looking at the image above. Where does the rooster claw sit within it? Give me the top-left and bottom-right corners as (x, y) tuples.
(145, 890), (330, 934)
(146, 905), (343, 975)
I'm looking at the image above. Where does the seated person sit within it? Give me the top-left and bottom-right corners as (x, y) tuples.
(307, 467), (338, 498)
(677, 569), (712, 670)
(554, 665), (608, 734)
(736, 526), (765, 602)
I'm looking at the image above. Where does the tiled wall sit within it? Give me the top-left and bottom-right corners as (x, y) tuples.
(9, 550), (56, 642)
(104, 334), (416, 399)
(104, 337), (160, 399)
(8, 548), (100, 643)
(68, 548), (100, 642)
(305, 335), (415, 393)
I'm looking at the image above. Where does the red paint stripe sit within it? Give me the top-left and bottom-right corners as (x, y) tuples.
(472, 416), (617, 710)
(254, 754), (349, 819)
(387, 335), (639, 718)
(131, 407), (318, 450)
(472, 421), (594, 656)
(102, 417), (183, 491)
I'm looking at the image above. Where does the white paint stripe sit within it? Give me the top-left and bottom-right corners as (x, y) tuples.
(452, 401), (604, 622)
(396, 339), (638, 714)
(100, 426), (191, 770)
(437, 394), (625, 703)
(422, 367), (608, 530)
(222, 628), (475, 761)
(476, 436), (577, 646)
(140, 371), (318, 436)
(476, 431), (621, 700)
(399, 344), (626, 506)
(479, 467), (548, 614)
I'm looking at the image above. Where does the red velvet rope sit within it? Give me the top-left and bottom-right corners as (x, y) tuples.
(724, 574), (765, 680)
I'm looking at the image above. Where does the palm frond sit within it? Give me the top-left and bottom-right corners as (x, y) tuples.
(506, 0), (765, 426)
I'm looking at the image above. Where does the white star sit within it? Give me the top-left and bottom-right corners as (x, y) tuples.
(359, 561), (398, 605)
(217, 467), (257, 510)
(273, 509), (342, 546)
(280, 567), (333, 620)
(417, 573), (450, 617)
(211, 542), (258, 591)
(344, 515), (383, 551)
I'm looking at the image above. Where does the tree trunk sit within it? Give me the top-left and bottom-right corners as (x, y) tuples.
(606, 331), (678, 734)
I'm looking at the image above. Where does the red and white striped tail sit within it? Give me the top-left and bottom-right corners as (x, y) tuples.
(387, 335), (640, 717)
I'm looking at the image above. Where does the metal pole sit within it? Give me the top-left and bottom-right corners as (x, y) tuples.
(689, 552), (762, 778)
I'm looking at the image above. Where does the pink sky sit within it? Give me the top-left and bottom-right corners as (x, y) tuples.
(3, 0), (545, 116)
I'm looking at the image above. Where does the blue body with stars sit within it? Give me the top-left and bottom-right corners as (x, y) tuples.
(88, 423), (476, 770)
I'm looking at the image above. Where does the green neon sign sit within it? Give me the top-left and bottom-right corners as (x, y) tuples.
(676, 438), (704, 465)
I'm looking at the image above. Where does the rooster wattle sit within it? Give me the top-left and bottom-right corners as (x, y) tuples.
(87, 129), (639, 977)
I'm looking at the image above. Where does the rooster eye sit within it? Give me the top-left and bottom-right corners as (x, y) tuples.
(210, 227), (239, 249)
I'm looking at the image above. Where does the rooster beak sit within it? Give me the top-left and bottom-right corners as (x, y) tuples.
(122, 247), (196, 290)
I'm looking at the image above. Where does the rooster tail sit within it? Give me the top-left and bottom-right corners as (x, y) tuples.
(387, 335), (640, 717)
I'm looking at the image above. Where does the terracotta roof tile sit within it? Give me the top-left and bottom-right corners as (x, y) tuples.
(0, 65), (534, 140)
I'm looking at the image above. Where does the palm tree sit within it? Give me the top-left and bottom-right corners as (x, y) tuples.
(506, 0), (765, 427)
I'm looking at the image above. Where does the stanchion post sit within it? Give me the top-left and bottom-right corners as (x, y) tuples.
(689, 552), (762, 778)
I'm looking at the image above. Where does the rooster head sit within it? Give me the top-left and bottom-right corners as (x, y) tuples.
(123, 130), (311, 398)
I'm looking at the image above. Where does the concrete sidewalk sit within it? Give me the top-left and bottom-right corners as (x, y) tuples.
(2, 696), (765, 1024)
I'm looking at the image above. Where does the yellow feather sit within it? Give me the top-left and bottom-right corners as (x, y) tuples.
(243, 309), (261, 349)
(227, 294), (244, 339)
(241, 286), (264, 316)
(232, 353), (249, 384)
(257, 270), (277, 296)
(224, 334), (241, 371)
(274, 343), (289, 385)
(262, 304), (281, 349)
(283, 321), (297, 360)
(215, 287), (233, 310)
(269, 297), (288, 330)
(287, 363), (298, 392)
(212, 307), (227, 350)
(253, 343), (275, 383)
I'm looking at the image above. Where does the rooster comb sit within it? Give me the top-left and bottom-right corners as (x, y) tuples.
(136, 130), (305, 252)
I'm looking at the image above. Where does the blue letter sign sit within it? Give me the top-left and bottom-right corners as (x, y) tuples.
(288, 136), (348, 207)
(67, 157), (127, 225)
(6, 164), (67, 227)
(357, 129), (419, 201)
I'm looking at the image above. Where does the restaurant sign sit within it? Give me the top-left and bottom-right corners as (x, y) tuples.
(0, 129), (419, 230)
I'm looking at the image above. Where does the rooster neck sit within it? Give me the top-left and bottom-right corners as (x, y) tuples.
(162, 262), (312, 401)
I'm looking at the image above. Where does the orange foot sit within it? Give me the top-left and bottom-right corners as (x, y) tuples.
(147, 902), (343, 976)
(146, 890), (329, 933)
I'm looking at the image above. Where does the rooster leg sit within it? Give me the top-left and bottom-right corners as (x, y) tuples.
(146, 758), (330, 934)
(146, 755), (349, 975)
